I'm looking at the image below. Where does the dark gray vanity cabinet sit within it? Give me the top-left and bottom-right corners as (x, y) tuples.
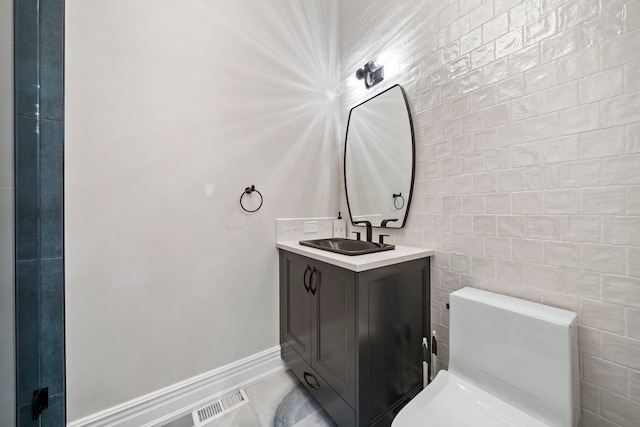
(280, 251), (357, 415)
(279, 249), (430, 427)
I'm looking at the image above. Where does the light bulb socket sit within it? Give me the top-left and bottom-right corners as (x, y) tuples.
(355, 60), (384, 88)
(366, 60), (381, 71)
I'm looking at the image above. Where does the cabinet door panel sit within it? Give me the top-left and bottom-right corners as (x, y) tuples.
(312, 261), (356, 408)
(281, 252), (312, 361)
(360, 260), (428, 424)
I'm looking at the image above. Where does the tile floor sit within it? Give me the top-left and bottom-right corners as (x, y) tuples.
(162, 370), (336, 427)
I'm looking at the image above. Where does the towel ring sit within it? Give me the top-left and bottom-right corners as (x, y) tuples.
(240, 185), (263, 213)
(393, 193), (405, 210)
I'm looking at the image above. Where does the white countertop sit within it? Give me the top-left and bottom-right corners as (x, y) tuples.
(276, 241), (434, 272)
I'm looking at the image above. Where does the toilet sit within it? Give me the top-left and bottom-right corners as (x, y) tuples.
(392, 287), (580, 427)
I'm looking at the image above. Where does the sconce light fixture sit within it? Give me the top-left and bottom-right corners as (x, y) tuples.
(355, 60), (384, 89)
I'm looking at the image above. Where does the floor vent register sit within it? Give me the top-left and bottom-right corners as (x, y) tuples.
(191, 389), (250, 426)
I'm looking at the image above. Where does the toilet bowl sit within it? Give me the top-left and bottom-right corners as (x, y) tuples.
(392, 287), (580, 427)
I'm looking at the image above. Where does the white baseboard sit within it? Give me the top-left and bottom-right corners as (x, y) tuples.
(68, 346), (285, 427)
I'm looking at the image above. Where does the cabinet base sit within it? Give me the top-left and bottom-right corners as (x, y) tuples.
(281, 344), (355, 427)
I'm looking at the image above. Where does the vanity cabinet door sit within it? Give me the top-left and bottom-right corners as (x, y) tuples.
(310, 260), (357, 409)
(280, 251), (313, 362)
(357, 258), (430, 426)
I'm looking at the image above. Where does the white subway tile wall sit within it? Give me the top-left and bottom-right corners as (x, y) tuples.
(340, 0), (640, 424)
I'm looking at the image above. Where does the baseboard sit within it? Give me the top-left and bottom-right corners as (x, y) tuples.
(67, 346), (285, 427)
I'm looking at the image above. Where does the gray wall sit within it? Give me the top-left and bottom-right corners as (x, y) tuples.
(65, 0), (340, 421)
(0, 0), (15, 424)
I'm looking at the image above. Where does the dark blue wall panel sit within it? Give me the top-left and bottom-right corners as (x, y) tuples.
(39, 0), (64, 122)
(14, 0), (65, 424)
(18, 402), (39, 427)
(14, 0), (38, 119)
(39, 120), (63, 259)
(15, 117), (39, 261)
(40, 259), (65, 399)
(15, 261), (40, 407)
(42, 393), (65, 427)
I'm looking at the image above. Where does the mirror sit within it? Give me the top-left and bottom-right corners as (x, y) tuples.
(344, 84), (415, 229)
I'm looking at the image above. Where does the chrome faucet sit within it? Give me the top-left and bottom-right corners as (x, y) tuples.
(353, 220), (373, 242)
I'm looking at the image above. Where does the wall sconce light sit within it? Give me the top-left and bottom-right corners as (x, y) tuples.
(355, 60), (384, 89)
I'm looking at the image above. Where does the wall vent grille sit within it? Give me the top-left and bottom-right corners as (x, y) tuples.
(191, 389), (249, 426)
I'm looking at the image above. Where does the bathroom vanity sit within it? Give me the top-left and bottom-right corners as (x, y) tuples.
(276, 81), (426, 427)
(277, 241), (433, 427)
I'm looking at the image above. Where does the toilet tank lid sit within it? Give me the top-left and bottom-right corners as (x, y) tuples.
(451, 287), (577, 326)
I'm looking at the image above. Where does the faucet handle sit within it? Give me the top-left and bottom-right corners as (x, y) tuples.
(352, 231), (361, 241)
(378, 234), (390, 244)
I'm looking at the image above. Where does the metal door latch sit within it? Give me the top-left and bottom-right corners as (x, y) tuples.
(32, 387), (48, 420)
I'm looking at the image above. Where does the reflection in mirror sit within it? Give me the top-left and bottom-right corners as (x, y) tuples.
(344, 84), (415, 229)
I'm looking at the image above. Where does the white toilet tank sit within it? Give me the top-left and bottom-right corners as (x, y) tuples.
(449, 287), (580, 427)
